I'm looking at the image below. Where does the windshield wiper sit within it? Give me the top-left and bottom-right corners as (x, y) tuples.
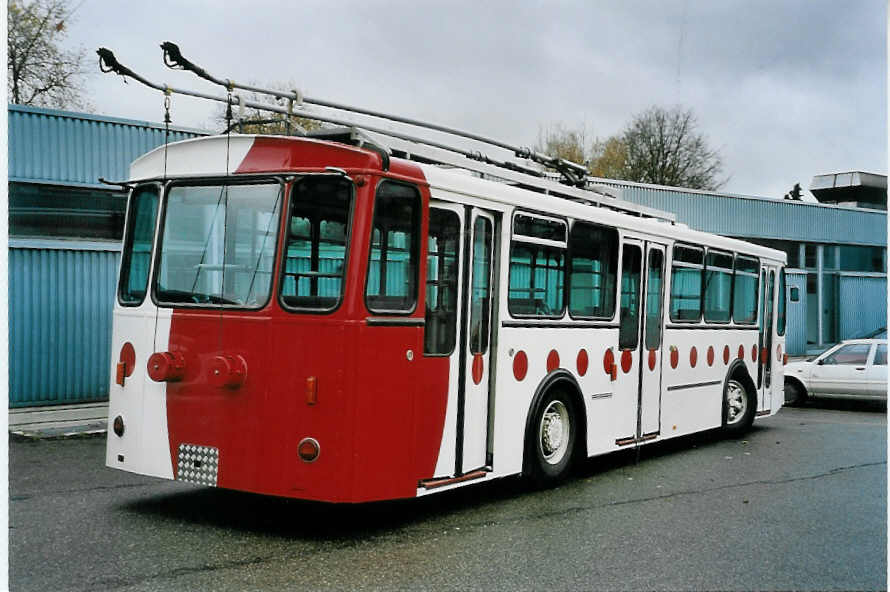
(157, 289), (239, 306)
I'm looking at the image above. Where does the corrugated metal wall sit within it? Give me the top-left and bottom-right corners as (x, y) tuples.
(9, 104), (205, 187)
(785, 271), (807, 355)
(838, 274), (887, 340)
(601, 182), (887, 247)
(9, 244), (120, 407)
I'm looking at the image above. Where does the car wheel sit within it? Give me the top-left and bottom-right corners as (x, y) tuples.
(784, 380), (806, 406)
(527, 389), (578, 486)
(723, 378), (755, 435)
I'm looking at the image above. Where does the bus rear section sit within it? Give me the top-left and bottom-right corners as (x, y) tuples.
(106, 136), (454, 502)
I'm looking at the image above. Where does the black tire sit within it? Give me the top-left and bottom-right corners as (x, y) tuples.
(526, 389), (578, 487)
(784, 379), (806, 406)
(723, 377), (755, 435)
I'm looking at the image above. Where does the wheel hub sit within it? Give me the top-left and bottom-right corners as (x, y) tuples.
(539, 400), (570, 464)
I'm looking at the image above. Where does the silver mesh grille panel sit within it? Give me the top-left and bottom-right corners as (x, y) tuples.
(176, 444), (219, 486)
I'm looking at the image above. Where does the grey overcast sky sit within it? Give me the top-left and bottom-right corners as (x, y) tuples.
(68, 0), (886, 199)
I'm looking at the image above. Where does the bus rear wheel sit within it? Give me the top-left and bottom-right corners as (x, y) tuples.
(527, 389), (578, 486)
(723, 378), (755, 435)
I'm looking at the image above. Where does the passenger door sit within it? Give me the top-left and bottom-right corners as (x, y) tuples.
(614, 239), (666, 443)
(459, 209), (497, 474)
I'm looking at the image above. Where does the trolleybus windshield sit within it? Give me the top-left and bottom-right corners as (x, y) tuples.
(155, 180), (284, 308)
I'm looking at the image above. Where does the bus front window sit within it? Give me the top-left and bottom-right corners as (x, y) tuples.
(155, 181), (284, 308)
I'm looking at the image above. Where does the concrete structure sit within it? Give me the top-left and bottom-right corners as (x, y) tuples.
(7, 105), (886, 411)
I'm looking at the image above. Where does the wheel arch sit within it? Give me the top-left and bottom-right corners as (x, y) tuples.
(784, 374), (808, 395)
(723, 359), (757, 426)
(521, 370), (587, 476)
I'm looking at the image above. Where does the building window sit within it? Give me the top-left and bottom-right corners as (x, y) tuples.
(804, 244), (818, 269)
(839, 245), (885, 272)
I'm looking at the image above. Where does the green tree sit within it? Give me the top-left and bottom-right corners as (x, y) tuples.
(620, 106), (725, 190)
(8, 0), (89, 109)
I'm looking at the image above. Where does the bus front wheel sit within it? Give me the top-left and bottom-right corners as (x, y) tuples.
(723, 378), (755, 435)
(527, 389), (578, 486)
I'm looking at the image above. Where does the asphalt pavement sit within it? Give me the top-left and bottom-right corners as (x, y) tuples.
(10, 401), (887, 591)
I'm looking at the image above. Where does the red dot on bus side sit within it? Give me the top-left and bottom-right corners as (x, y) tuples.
(648, 349), (657, 371)
(707, 346), (715, 367)
(670, 347), (679, 369)
(620, 350), (633, 374)
(513, 351), (528, 381)
(603, 349), (615, 375)
(751, 344), (758, 362)
(576, 349), (589, 376)
(120, 342), (136, 377)
(472, 353), (484, 385)
(738, 345), (745, 360)
(723, 345), (730, 365)
(760, 347), (768, 363)
(547, 350), (560, 373)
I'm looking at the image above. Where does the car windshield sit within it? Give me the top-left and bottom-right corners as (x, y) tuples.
(156, 181), (284, 307)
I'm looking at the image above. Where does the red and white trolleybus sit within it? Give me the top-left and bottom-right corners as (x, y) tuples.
(98, 41), (786, 502)
(107, 132), (787, 502)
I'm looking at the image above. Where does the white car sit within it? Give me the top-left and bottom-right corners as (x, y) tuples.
(784, 339), (887, 404)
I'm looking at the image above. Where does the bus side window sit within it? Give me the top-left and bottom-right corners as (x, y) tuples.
(777, 268), (787, 336)
(669, 244), (703, 322)
(568, 221), (618, 319)
(118, 184), (159, 306)
(424, 209), (460, 355)
(619, 244), (642, 350)
(733, 255), (759, 324)
(703, 250), (733, 323)
(365, 182), (421, 314)
(508, 213), (566, 318)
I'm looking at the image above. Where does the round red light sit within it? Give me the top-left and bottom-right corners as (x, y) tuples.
(208, 354), (247, 389)
(751, 344), (758, 363)
(547, 350), (560, 373)
(513, 351), (528, 381)
(297, 437), (320, 463)
(670, 346), (679, 369)
(147, 351), (186, 382)
(576, 349), (589, 376)
(738, 345), (745, 360)
(690, 346), (698, 368)
(723, 345), (730, 365)
(119, 342), (136, 377)
(648, 349), (657, 371)
(707, 346), (715, 367)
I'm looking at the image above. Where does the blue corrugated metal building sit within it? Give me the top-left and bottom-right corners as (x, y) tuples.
(8, 104), (206, 407)
(7, 105), (887, 409)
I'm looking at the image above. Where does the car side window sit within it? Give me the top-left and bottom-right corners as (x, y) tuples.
(874, 344), (887, 366)
(822, 344), (871, 366)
